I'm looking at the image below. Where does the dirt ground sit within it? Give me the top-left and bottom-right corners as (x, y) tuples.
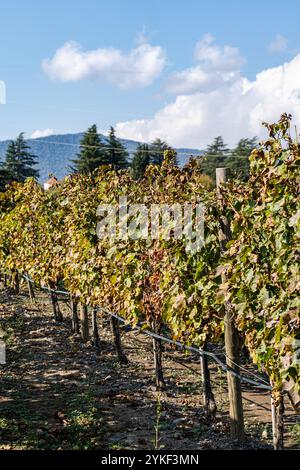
(0, 282), (299, 450)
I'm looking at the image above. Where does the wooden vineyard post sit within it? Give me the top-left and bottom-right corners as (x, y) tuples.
(152, 337), (166, 391)
(110, 316), (128, 364)
(200, 343), (217, 420)
(70, 296), (80, 334)
(92, 308), (100, 353)
(49, 288), (63, 322)
(79, 304), (89, 342)
(12, 270), (19, 295)
(26, 276), (35, 303)
(55, 293), (63, 322)
(151, 321), (166, 391)
(50, 289), (58, 320)
(216, 167), (244, 441)
(271, 391), (284, 450)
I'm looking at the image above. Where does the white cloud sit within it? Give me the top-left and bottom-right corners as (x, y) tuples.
(268, 34), (288, 53)
(166, 65), (228, 95)
(42, 40), (166, 89)
(116, 38), (300, 148)
(194, 33), (245, 71)
(30, 128), (54, 139)
(166, 34), (245, 95)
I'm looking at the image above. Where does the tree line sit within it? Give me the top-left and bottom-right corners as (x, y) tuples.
(0, 123), (257, 191)
(72, 125), (257, 181)
(71, 124), (177, 179)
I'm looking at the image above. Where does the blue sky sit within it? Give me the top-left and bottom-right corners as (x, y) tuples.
(1, 0), (300, 146)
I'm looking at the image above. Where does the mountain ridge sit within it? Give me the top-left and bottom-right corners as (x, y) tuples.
(0, 133), (202, 183)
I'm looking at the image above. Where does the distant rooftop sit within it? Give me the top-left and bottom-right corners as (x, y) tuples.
(44, 176), (59, 191)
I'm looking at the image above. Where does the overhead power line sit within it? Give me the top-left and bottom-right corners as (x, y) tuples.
(22, 138), (252, 158)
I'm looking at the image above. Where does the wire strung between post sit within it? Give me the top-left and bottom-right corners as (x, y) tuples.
(21, 273), (271, 391)
(15, 138), (254, 158)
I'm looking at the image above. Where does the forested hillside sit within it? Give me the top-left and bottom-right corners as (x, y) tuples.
(0, 133), (201, 182)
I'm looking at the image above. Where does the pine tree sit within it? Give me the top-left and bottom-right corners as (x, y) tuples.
(105, 127), (129, 169)
(71, 124), (108, 174)
(201, 136), (229, 181)
(226, 137), (257, 181)
(149, 138), (171, 165)
(3, 133), (39, 182)
(131, 144), (150, 180)
(0, 166), (10, 191)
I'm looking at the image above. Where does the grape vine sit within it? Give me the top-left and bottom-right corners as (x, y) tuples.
(0, 115), (299, 407)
